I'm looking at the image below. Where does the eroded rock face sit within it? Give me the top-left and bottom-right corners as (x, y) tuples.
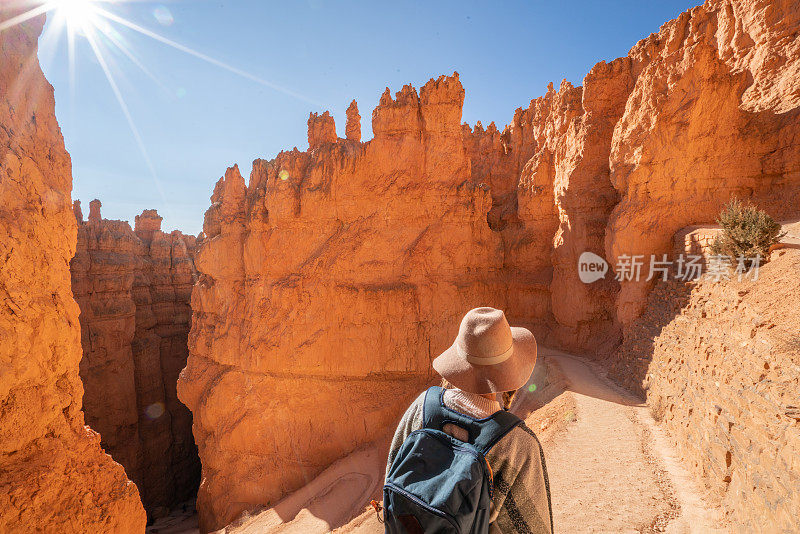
(181, 0), (800, 529)
(346, 99), (361, 142)
(608, 248), (800, 530)
(180, 74), (521, 531)
(71, 204), (200, 516)
(307, 111), (337, 149)
(0, 13), (146, 533)
(463, 74), (625, 353)
(606, 0), (800, 326)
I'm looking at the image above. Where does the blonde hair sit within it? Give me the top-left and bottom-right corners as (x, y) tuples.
(440, 378), (517, 411)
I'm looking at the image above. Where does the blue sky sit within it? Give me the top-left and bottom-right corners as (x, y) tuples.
(39, 0), (701, 235)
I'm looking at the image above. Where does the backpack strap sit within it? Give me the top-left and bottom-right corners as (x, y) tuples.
(422, 386), (522, 455)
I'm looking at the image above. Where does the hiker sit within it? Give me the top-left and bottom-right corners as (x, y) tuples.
(382, 307), (553, 533)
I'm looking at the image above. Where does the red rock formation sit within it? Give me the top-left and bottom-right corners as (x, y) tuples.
(71, 206), (142, 492)
(464, 0), (800, 347)
(180, 74), (515, 531)
(71, 204), (200, 517)
(73, 199), (84, 221)
(180, 0), (800, 529)
(0, 11), (146, 533)
(89, 198), (102, 223)
(307, 111), (337, 149)
(606, 0), (800, 326)
(346, 99), (361, 142)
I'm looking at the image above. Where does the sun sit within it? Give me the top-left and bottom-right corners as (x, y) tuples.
(54, 0), (99, 30)
(0, 0), (315, 208)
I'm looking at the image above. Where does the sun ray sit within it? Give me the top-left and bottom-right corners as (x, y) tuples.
(67, 11), (76, 98)
(83, 26), (171, 212)
(8, 8), (64, 109)
(93, 6), (321, 106)
(0, 2), (55, 32)
(33, 7), (64, 71)
(3, 0), (323, 229)
(93, 17), (172, 96)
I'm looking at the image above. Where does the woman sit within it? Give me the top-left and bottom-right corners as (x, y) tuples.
(385, 307), (553, 533)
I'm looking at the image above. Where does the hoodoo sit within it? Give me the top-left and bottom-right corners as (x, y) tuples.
(179, 0), (800, 530)
(0, 10), (146, 532)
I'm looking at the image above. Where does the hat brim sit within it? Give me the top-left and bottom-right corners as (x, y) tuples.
(432, 326), (537, 394)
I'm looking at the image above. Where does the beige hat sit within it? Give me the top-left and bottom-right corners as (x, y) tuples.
(432, 307), (537, 394)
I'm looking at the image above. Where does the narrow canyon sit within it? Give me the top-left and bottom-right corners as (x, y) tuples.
(0, 0), (798, 532)
(71, 200), (201, 517)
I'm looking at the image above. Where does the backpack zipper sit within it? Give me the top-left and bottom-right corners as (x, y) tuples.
(384, 482), (461, 533)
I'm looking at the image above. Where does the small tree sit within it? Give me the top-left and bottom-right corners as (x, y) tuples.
(710, 199), (785, 265)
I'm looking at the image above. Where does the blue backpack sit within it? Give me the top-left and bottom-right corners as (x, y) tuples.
(383, 386), (522, 533)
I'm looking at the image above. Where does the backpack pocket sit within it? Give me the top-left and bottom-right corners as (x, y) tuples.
(383, 483), (460, 533)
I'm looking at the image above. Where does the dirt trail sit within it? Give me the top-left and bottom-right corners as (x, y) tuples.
(538, 349), (725, 533)
(158, 349), (726, 534)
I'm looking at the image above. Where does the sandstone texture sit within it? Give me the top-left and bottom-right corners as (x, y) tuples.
(180, 76), (510, 531)
(0, 12), (146, 533)
(606, 0), (800, 326)
(180, 0), (800, 529)
(673, 225), (724, 264)
(71, 203), (200, 516)
(608, 247), (800, 531)
(345, 100), (361, 142)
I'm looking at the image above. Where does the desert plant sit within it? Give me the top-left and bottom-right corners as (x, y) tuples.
(710, 199), (785, 264)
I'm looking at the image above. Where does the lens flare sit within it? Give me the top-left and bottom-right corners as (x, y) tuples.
(0, 0), (319, 224)
(145, 402), (165, 420)
(152, 5), (173, 26)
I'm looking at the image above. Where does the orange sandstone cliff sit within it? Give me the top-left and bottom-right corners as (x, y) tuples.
(71, 202), (200, 516)
(179, 75), (513, 531)
(180, 0), (800, 529)
(606, 0), (800, 326)
(0, 12), (146, 533)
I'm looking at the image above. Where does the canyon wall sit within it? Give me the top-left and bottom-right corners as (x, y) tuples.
(0, 12), (146, 533)
(606, 0), (800, 326)
(71, 202), (200, 516)
(180, 0), (800, 529)
(608, 247), (800, 531)
(179, 76), (517, 531)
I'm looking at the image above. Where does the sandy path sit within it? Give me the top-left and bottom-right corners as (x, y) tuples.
(538, 349), (724, 533)
(162, 349), (725, 534)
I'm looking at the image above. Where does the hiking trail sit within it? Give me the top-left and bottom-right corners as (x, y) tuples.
(150, 349), (727, 534)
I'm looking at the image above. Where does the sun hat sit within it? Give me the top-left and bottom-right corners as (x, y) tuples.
(432, 307), (538, 394)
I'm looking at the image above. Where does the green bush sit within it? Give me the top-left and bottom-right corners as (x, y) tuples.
(710, 199), (785, 264)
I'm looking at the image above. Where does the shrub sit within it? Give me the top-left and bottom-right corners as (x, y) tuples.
(710, 199), (785, 264)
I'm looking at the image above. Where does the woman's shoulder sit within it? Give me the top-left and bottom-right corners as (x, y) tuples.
(512, 421), (545, 447)
(399, 389), (429, 421)
(486, 421), (546, 465)
(405, 389), (428, 413)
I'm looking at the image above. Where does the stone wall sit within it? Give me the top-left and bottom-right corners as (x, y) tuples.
(608, 248), (800, 531)
(0, 11), (146, 532)
(672, 226), (723, 262)
(71, 201), (200, 517)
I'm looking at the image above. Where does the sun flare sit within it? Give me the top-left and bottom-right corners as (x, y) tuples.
(56, 0), (97, 28)
(0, 0), (314, 212)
